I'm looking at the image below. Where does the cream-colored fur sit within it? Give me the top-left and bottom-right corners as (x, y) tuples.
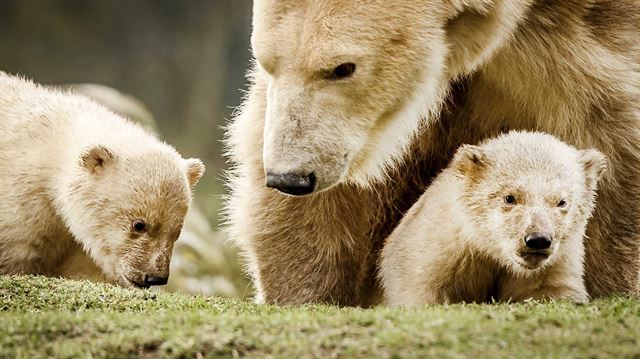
(380, 131), (605, 306)
(226, 0), (640, 305)
(0, 72), (205, 287)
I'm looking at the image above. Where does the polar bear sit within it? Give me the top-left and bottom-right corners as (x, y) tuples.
(225, 0), (640, 304)
(380, 131), (606, 306)
(0, 72), (205, 288)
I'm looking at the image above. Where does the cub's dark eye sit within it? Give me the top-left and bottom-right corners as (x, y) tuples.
(504, 195), (517, 205)
(328, 62), (356, 80)
(131, 220), (146, 233)
(557, 199), (567, 208)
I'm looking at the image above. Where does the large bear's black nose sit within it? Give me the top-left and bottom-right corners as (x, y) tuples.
(524, 232), (552, 250)
(144, 275), (168, 286)
(265, 172), (316, 196)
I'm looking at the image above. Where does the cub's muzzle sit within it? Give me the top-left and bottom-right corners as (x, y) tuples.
(524, 232), (552, 250)
(144, 274), (168, 287)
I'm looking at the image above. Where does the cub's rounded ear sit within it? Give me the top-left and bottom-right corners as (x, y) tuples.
(185, 158), (205, 188)
(80, 145), (115, 175)
(579, 149), (607, 190)
(453, 144), (488, 176)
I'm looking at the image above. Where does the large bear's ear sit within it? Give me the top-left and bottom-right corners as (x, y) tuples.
(185, 158), (205, 188)
(579, 149), (607, 190)
(80, 145), (116, 175)
(453, 144), (488, 177)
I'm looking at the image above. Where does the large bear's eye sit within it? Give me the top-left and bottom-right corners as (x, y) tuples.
(504, 195), (517, 205)
(328, 63), (356, 80)
(557, 199), (567, 208)
(132, 220), (147, 233)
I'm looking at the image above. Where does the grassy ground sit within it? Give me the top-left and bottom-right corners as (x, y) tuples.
(1, 276), (639, 358)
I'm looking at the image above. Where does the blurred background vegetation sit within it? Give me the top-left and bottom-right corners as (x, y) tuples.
(0, 0), (254, 297)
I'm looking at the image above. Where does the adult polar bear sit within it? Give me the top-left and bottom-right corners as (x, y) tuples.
(226, 0), (640, 305)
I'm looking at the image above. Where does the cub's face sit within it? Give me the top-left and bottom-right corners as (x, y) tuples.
(68, 145), (204, 288)
(454, 133), (606, 274)
(480, 180), (580, 272)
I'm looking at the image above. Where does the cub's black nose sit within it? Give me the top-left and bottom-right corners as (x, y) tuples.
(265, 172), (316, 196)
(144, 275), (168, 286)
(524, 233), (552, 250)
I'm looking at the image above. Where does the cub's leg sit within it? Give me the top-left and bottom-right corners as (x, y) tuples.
(501, 259), (589, 303)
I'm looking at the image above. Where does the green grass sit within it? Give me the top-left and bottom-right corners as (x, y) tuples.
(1, 276), (639, 358)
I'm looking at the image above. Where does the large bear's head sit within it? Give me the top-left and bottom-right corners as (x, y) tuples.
(252, 0), (532, 195)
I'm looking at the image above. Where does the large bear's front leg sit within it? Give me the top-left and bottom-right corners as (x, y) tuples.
(234, 181), (372, 305)
(225, 74), (374, 305)
(583, 154), (640, 297)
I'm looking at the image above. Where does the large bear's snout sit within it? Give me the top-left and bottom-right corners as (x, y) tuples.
(265, 172), (316, 196)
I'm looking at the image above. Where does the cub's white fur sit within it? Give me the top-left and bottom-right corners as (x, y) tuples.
(380, 131), (606, 305)
(0, 72), (204, 287)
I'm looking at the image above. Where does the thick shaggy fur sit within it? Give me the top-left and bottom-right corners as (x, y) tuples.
(0, 73), (205, 287)
(380, 131), (605, 306)
(225, 0), (640, 305)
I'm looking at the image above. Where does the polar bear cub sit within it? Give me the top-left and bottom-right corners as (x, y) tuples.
(0, 72), (204, 288)
(379, 131), (606, 305)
